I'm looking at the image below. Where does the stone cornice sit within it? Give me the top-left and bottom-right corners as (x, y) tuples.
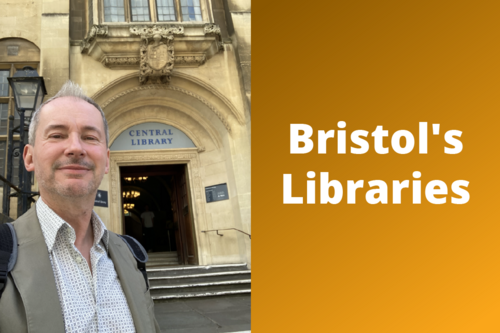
(81, 24), (222, 71)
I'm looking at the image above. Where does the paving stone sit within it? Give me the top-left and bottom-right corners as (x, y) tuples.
(161, 327), (220, 333)
(184, 297), (241, 312)
(154, 295), (251, 332)
(156, 310), (215, 330)
(155, 300), (192, 313)
(205, 308), (251, 327)
(218, 325), (251, 333)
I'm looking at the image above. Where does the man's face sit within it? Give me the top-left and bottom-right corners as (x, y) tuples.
(24, 97), (109, 199)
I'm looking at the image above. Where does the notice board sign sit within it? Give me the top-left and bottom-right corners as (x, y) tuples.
(205, 184), (229, 203)
(95, 190), (108, 207)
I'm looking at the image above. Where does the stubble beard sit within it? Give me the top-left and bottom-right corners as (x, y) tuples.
(37, 157), (102, 199)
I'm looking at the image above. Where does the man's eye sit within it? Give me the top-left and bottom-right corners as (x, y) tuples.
(50, 134), (62, 139)
(85, 136), (97, 141)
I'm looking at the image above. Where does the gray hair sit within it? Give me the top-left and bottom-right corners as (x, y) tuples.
(28, 80), (109, 146)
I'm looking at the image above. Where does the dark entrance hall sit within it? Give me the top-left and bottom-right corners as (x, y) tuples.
(120, 164), (198, 265)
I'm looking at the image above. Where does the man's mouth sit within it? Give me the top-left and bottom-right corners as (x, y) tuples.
(54, 161), (95, 176)
(53, 159), (95, 172)
(58, 165), (91, 171)
(57, 165), (91, 175)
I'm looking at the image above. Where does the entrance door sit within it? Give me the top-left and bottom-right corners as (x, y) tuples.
(120, 164), (198, 265)
(171, 165), (197, 265)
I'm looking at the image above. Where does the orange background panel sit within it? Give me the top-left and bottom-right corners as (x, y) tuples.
(253, 0), (500, 332)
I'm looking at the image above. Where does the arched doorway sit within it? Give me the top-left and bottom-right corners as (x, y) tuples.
(111, 122), (200, 265)
(92, 72), (251, 267)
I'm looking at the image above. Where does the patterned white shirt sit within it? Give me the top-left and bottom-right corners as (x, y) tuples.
(36, 198), (136, 333)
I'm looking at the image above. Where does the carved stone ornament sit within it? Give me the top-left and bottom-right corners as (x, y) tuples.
(204, 24), (221, 35)
(103, 57), (140, 67)
(204, 24), (224, 51)
(130, 25), (184, 85)
(101, 84), (232, 133)
(174, 55), (207, 66)
(81, 25), (109, 53)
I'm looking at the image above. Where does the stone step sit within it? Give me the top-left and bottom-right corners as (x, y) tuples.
(147, 264), (180, 268)
(147, 263), (248, 277)
(152, 287), (251, 300)
(149, 271), (251, 286)
(147, 251), (178, 258)
(146, 265), (183, 270)
(146, 252), (179, 267)
(150, 279), (251, 296)
(147, 262), (179, 267)
(148, 263), (251, 300)
(147, 257), (179, 263)
(147, 256), (178, 261)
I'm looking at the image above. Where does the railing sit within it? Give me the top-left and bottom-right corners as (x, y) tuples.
(0, 174), (39, 221)
(0, 174), (38, 203)
(201, 228), (251, 239)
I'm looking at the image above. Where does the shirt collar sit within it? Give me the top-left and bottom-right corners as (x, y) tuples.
(36, 197), (109, 253)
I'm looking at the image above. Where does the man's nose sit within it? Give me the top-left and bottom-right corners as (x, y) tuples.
(65, 134), (86, 157)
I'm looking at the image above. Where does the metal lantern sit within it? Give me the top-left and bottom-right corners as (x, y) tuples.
(8, 66), (47, 121)
(4, 66), (47, 217)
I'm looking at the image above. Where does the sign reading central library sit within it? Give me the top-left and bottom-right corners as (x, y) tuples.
(110, 122), (196, 151)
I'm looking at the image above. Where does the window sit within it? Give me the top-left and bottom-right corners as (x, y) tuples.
(156, 0), (176, 21)
(104, 0), (125, 22)
(0, 104), (8, 135)
(0, 39), (40, 218)
(180, 0), (201, 22)
(102, 0), (204, 23)
(0, 141), (6, 183)
(0, 71), (9, 97)
(0, 71), (13, 188)
(131, 0), (151, 21)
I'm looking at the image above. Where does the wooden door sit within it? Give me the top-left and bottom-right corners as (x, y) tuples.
(179, 165), (197, 264)
(170, 179), (184, 264)
(171, 165), (197, 265)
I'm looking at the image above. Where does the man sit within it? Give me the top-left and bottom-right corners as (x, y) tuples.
(141, 205), (155, 252)
(0, 81), (160, 333)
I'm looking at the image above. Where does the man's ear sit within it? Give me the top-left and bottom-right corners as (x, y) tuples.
(24, 145), (35, 172)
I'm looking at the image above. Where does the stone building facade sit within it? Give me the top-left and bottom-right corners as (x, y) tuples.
(0, 0), (251, 266)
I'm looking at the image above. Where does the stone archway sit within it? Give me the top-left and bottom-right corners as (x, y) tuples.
(91, 72), (250, 266)
(95, 83), (224, 266)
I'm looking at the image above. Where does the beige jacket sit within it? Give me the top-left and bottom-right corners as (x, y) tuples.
(0, 206), (161, 333)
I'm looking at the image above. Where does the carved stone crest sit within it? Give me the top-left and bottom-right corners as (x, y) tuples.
(147, 43), (168, 70)
(130, 25), (184, 85)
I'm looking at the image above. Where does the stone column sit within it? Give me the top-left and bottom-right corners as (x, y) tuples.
(40, 0), (70, 96)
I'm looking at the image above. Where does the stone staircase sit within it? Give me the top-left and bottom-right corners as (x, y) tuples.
(146, 251), (179, 268)
(146, 259), (251, 301)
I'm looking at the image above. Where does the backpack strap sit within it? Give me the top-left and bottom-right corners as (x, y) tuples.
(117, 235), (149, 290)
(0, 223), (18, 298)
